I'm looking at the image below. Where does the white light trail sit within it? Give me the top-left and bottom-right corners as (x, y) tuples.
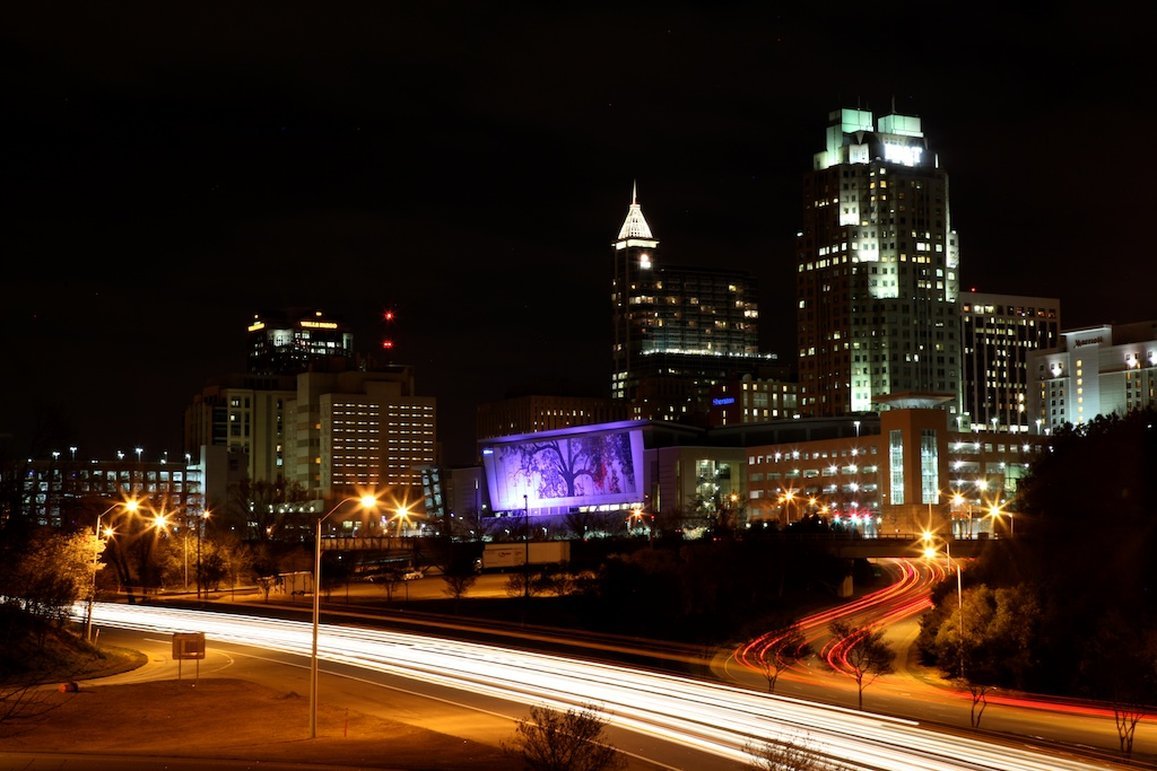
(80, 603), (1120, 771)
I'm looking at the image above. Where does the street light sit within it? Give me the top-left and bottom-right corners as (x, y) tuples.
(196, 508), (211, 600)
(950, 490), (971, 539)
(86, 498), (140, 642)
(946, 540), (965, 679)
(391, 504), (413, 538)
(988, 499), (1012, 537)
(311, 493), (378, 739)
(523, 494), (530, 600)
(778, 488), (797, 525)
(920, 532), (965, 680)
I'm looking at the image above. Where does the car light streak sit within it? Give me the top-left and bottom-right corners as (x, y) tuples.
(79, 602), (1122, 770)
(737, 559), (936, 678)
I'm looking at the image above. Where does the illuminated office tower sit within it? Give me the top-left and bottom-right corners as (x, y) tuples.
(247, 308), (356, 375)
(610, 184), (768, 423)
(959, 291), (1061, 433)
(796, 108), (962, 417)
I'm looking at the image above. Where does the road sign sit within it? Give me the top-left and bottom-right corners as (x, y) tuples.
(172, 632), (206, 660)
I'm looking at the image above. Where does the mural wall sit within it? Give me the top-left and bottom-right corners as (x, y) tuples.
(483, 426), (645, 513)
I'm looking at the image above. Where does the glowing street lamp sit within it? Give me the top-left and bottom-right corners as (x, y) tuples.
(196, 508), (211, 600)
(920, 531), (965, 679)
(778, 488), (798, 524)
(391, 504), (413, 537)
(86, 498), (141, 642)
(988, 499), (1012, 537)
(627, 505), (654, 544)
(311, 493), (378, 738)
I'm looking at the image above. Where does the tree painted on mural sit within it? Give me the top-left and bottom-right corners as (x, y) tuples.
(499, 432), (636, 501)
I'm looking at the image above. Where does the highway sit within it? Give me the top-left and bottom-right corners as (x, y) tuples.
(82, 601), (1140, 770)
(723, 558), (1157, 764)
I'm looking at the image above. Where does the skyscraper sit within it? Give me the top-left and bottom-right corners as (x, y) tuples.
(796, 108), (962, 417)
(610, 184), (769, 423)
(247, 308), (356, 375)
(959, 291), (1061, 433)
(610, 183), (661, 404)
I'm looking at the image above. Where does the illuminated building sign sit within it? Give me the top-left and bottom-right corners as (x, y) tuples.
(712, 397), (736, 406)
(882, 142), (923, 167)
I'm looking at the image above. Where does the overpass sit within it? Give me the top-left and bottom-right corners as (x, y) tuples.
(778, 533), (989, 560)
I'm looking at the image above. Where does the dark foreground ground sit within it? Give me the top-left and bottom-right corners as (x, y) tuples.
(0, 676), (513, 770)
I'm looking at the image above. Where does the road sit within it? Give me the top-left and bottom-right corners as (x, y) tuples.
(721, 558), (1157, 765)
(78, 602), (1143, 770)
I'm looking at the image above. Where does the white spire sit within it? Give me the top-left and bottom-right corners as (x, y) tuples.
(617, 180), (654, 240)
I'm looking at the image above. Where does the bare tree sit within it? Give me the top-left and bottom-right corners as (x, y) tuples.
(756, 622), (812, 694)
(441, 553), (478, 602)
(744, 731), (849, 771)
(376, 569), (403, 602)
(1114, 703), (1146, 758)
(961, 681), (991, 728)
(502, 702), (626, 771)
(828, 619), (894, 710)
(0, 679), (60, 734)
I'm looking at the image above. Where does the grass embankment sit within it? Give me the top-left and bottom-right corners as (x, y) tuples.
(0, 624), (146, 686)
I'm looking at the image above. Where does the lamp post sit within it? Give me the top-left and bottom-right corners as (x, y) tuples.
(86, 498), (140, 642)
(947, 541), (965, 680)
(196, 508), (210, 600)
(311, 493), (378, 739)
(779, 488), (797, 525)
(922, 534), (965, 680)
(392, 504), (413, 539)
(989, 500), (1012, 537)
(523, 494), (530, 600)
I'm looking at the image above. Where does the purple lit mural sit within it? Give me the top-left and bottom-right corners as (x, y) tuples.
(483, 426), (645, 512)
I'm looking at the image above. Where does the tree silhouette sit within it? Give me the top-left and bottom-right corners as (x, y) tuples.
(502, 702), (626, 771)
(828, 619), (894, 710)
(754, 622), (811, 694)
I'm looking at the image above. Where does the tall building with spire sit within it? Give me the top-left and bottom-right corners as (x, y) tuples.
(610, 184), (772, 424)
(610, 182), (659, 403)
(796, 108), (963, 417)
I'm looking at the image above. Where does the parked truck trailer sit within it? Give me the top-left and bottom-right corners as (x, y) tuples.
(481, 540), (571, 571)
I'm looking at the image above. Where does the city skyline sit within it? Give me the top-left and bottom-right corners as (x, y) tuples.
(1, 5), (1150, 466)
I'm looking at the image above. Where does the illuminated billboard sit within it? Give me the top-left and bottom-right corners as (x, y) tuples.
(483, 423), (645, 512)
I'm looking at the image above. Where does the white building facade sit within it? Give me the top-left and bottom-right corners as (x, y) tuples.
(1029, 321), (1157, 431)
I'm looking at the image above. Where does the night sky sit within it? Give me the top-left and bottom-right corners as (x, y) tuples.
(1, 4), (1150, 467)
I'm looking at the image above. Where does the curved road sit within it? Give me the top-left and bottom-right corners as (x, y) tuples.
(720, 558), (1157, 766)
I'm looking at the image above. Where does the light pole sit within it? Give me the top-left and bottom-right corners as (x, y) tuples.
(86, 498), (140, 642)
(947, 541), (965, 679)
(523, 494), (530, 600)
(989, 499), (1012, 537)
(922, 534), (965, 680)
(392, 504), (412, 539)
(196, 508), (210, 600)
(311, 493), (378, 739)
